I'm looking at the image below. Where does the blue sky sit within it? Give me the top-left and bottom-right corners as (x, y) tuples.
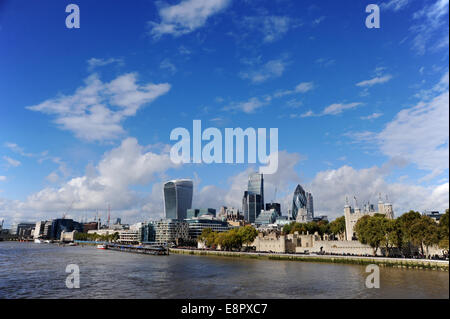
(0, 0), (448, 225)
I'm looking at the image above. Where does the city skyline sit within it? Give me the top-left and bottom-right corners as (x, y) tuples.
(0, 0), (449, 226)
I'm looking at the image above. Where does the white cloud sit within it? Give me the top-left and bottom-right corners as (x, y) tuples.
(87, 57), (123, 71)
(242, 15), (295, 43)
(0, 176), (6, 181)
(411, 0), (449, 55)
(4, 142), (33, 157)
(240, 58), (288, 84)
(16, 138), (179, 215)
(378, 90), (449, 177)
(361, 112), (383, 120)
(380, 0), (410, 11)
(274, 81), (315, 97)
(149, 0), (231, 39)
(223, 97), (268, 113)
(3, 156), (21, 167)
(160, 58), (177, 74)
(356, 75), (393, 87)
(26, 73), (171, 142)
(348, 72), (449, 180)
(322, 102), (362, 115)
(309, 164), (449, 219)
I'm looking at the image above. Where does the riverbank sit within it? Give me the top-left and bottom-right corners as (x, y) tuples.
(170, 248), (449, 271)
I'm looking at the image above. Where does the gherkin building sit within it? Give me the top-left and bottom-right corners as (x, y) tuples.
(292, 184), (307, 220)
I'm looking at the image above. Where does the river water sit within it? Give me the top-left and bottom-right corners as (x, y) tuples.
(0, 242), (448, 299)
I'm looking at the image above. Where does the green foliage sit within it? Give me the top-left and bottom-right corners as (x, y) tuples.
(329, 216), (346, 238)
(74, 231), (120, 242)
(439, 209), (449, 249)
(199, 226), (258, 251)
(353, 209), (449, 257)
(282, 220), (330, 236)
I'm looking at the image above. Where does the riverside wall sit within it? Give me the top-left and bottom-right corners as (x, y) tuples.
(169, 248), (449, 271)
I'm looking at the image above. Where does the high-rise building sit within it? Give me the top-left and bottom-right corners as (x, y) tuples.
(163, 179), (193, 220)
(248, 173), (264, 206)
(242, 191), (263, 223)
(306, 192), (314, 220)
(292, 184), (308, 221)
(242, 173), (264, 223)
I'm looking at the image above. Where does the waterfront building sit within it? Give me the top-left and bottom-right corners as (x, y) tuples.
(82, 222), (98, 233)
(154, 219), (189, 244)
(10, 222), (35, 238)
(60, 230), (78, 242)
(344, 195), (394, 241)
(163, 179), (193, 220)
(187, 208), (216, 219)
(33, 221), (46, 239)
(252, 231), (381, 255)
(50, 219), (83, 240)
(118, 229), (140, 244)
(185, 215), (229, 240)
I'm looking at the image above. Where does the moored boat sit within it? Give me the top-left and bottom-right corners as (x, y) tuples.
(97, 244), (107, 250)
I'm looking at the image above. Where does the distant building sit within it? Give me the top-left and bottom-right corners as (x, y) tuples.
(82, 222), (98, 233)
(306, 192), (314, 220)
(344, 195), (394, 241)
(163, 179), (193, 220)
(242, 173), (264, 223)
(187, 208), (216, 219)
(11, 222), (35, 238)
(50, 219), (83, 240)
(255, 209), (278, 226)
(154, 219), (189, 244)
(60, 230), (78, 242)
(185, 215), (229, 240)
(423, 211), (443, 223)
(219, 206), (244, 222)
(265, 203), (281, 216)
(242, 192), (263, 224)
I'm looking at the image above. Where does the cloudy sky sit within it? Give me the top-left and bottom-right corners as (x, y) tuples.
(0, 0), (448, 226)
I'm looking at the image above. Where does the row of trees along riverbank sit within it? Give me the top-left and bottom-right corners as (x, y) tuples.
(281, 210), (448, 257)
(354, 210), (449, 257)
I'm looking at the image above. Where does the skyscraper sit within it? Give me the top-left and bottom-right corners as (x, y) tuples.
(242, 173), (264, 223)
(248, 173), (264, 205)
(306, 192), (314, 220)
(292, 184), (307, 221)
(163, 179), (193, 220)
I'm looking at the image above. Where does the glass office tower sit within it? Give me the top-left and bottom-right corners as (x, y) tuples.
(242, 173), (265, 223)
(292, 184), (307, 221)
(163, 179), (193, 220)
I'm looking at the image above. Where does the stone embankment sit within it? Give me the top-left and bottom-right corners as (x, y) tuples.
(170, 248), (449, 271)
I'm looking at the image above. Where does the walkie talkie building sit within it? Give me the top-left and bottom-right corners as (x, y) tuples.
(163, 179), (193, 220)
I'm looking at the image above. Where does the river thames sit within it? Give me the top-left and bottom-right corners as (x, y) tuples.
(0, 242), (448, 299)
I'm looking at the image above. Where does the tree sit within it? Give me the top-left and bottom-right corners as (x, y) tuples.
(354, 215), (386, 256)
(410, 216), (440, 257)
(397, 210), (422, 256)
(329, 216), (346, 240)
(238, 226), (258, 247)
(439, 209), (449, 249)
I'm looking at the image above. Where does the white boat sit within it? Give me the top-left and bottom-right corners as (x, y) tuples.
(34, 239), (42, 244)
(97, 244), (107, 250)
